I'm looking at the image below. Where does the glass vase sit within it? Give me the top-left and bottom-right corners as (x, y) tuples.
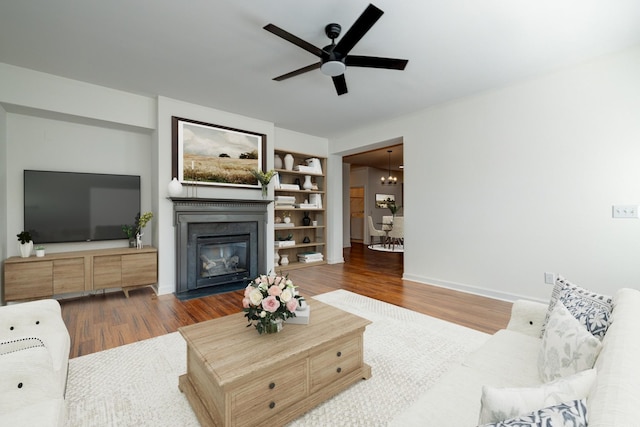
(261, 184), (268, 199)
(264, 319), (283, 334)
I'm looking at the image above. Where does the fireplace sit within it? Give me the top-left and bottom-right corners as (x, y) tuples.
(172, 198), (270, 300)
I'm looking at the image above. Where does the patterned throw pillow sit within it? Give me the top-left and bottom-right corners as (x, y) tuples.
(540, 276), (613, 340)
(477, 368), (596, 424)
(538, 301), (602, 382)
(477, 399), (588, 427)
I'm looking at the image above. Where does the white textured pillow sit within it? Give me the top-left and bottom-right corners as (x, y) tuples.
(478, 368), (596, 424)
(538, 301), (602, 382)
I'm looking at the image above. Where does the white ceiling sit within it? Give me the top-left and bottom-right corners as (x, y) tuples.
(1, 1), (640, 140)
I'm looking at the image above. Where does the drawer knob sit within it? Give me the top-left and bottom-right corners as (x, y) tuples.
(269, 382), (276, 389)
(269, 401), (276, 409)
(336, 351), (342, 357)
(336, 367), (342, 373)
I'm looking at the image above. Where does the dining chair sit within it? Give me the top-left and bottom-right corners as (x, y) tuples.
(387, 216), (404, 250)
(367, 216), (386, 245)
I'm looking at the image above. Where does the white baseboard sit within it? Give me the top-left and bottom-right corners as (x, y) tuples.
(401, 273), (547, 304)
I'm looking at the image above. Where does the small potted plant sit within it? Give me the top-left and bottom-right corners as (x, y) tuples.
(35, 245), (46, 257)
(17, 231), (33, 258)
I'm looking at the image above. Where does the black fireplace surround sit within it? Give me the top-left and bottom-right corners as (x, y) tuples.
(172, 198), (270, 300)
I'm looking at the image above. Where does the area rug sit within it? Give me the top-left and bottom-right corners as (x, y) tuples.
(368, 243), (404, 253)
(65, 290), (489, 427)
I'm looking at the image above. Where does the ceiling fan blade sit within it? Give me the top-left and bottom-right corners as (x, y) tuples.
(273, 63), (321, 81)
(264, 23), (325, 58)
(345, 55), (408, 70)
(332, 74), (348, 96)
(334, 4), (384, 56)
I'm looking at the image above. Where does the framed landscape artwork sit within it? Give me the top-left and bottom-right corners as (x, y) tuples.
(172, 117), (267, 188)
(375, 194), (395, 208)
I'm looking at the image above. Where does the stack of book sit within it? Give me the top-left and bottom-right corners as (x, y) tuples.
(275, 195), (295, 208)
(275, 240), (296, 247)
(297, 251), (324, 263)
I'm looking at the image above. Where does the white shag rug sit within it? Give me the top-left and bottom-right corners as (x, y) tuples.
(368, 244), (404, 253)
(65, 290), (489, 427)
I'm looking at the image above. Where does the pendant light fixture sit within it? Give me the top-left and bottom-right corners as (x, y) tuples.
(381, 150), (398, 185)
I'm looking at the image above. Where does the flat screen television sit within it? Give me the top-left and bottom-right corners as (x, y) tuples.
(24, 170), (141, 244)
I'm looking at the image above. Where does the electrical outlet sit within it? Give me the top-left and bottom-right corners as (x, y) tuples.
(544, 272), (555, 285)
(612, 205), (638, 218)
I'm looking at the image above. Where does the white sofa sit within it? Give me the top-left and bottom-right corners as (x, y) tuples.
(0, 299), (71, 427)
(391, 287), (640, 426)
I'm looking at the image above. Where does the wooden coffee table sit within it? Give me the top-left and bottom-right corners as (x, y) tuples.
(178, 299), (372, 427)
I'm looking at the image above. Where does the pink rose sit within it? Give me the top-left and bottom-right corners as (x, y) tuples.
(244, 285), (253, 298)
(262, 295), (280, 313)
(268, 285), (282, 297)
(242, 298), (251, 308)
(274, 276), (282, 286)
(286, 298), (299, 312)
(268, 275), (275, 285)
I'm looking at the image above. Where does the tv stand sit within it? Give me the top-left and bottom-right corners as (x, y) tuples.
(3, 247), (158, 303)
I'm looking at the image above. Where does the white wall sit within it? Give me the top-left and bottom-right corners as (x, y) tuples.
(155, 96), (277, 295)
(0, 104), (7, 273)
(331, 46), (640, 302)
(5, 113), (154, 255)
(0, 64), (330, 298)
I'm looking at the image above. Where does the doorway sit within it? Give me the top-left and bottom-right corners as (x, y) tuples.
(350, 186), (365, 243)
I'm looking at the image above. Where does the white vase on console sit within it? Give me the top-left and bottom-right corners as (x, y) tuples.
(19, 241), (33, 258)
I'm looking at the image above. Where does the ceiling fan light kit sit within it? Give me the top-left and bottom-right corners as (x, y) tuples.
(320, 61), (346, 77)
(264, 3), (408, 95)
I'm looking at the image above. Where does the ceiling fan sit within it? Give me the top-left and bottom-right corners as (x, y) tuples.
(264, 3), (409, 96)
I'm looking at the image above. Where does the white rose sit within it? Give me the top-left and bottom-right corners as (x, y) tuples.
(280, 288), (293, 302)
(285, 279), (293, 287)
(260, 311), (266, 318)
(249, 288), (263, 306)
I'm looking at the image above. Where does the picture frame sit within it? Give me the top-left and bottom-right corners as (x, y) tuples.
(172, 117), (267, 188)
(375, 193), (395, 208)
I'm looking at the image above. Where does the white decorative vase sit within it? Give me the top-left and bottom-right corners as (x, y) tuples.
(283, 216), (291, 224)
(19, 241), (33, 258)
(168, 178), (183, 197)
(274, 249), (280, 265)
(279, 254), (289, 266)
(274, 154), (283, 169)
(284, 154), (294, 171)
(36, 249), (45, 258)
(303, 175), (313, 190)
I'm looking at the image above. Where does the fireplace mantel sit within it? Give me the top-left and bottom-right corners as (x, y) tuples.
(170, 197), (270, 299)
(169, 197), (271, 213)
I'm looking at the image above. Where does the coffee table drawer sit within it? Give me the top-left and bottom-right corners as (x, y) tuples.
(309, 335), (362, 393)
(231, 358), (308, 427)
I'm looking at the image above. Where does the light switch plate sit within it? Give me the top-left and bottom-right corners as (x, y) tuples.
(612, 205), (638, 218)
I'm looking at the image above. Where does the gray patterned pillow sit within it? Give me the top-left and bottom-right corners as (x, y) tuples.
(540, 275), (613, 340)
(477, 399), (587, 427)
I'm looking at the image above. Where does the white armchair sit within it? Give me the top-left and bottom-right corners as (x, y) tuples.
(0, 299), (71, 427)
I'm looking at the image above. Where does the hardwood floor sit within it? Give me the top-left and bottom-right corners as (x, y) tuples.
(61, 243), (512, 358)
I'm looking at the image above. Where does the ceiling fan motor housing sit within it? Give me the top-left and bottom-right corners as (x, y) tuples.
(325, 23), (341, 40)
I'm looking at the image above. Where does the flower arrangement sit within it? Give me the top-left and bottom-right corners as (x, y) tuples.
(250, 169), (276, 198)
(122, 211), (154, 239)
(386, 199), (401, 217)
(243, 273), (304, 334)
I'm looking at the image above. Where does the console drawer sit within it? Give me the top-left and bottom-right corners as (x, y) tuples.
(309, 334), (362, 393)
(231, 358), (308, 427)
